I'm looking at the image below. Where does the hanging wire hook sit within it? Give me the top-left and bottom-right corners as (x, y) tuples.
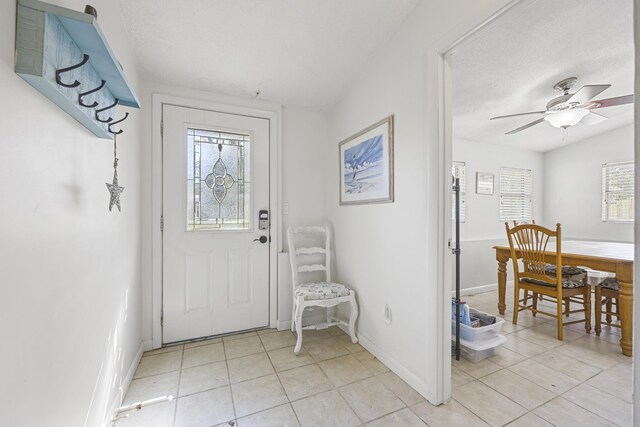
(78, 79), (106, 108)
(95, 98), (119, 123)
(108, 112), (129, 135)
(55, 54), (90, 88)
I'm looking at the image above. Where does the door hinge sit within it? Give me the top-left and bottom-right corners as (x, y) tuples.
(160, 120), (164, 137)
(160, 215), (164, 232)
(160, 310), (164, 327)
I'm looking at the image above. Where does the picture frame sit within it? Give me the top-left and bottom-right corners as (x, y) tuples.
(339, 115), (394, 205)
(476, 172), (494, 195)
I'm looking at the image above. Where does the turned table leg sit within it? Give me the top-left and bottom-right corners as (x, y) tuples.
(618, 278), (633, 357)
(497, 258), (507, 315)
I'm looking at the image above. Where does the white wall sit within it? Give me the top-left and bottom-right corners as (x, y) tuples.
(281, 108), (328, 247)
(0, 1), (143, 426)
(453, 138), (544, 290)
(279, 108), (328, 325)
(544, 124), (634, 243)
(325, 0), (509, 403)
(454, 139), (544, 240)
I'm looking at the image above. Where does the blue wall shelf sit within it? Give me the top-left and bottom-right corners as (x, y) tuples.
(15, 0), (140, 139)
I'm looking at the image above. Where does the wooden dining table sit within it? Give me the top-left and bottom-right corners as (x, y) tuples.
(494, 240), (634, 356)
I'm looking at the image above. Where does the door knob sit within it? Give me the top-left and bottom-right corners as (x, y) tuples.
(253, 235), (268, 244)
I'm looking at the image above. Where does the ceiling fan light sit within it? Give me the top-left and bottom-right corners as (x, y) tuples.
(544, 108), (590, 128)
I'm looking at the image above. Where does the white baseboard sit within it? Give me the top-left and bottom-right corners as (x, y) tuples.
(450, 281), (516, 298)
(276, 320), (291, 331)
(337, 325), (434, 404)
(122, 342), (144, 400)
(106, 341), (144, 426)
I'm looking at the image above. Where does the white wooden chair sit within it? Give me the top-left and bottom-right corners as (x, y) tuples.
(287, 225), (358, 354)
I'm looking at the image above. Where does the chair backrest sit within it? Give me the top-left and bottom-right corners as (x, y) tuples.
(287, 226), (331, 288)
(505, 222), (562, 289)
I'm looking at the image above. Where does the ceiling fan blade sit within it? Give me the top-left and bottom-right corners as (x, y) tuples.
(567, 84), (611, 104)
(490, 111), (546, 120)
(505, 117), (545, 135)
(580, 111), (608, 125)
(589, 94), (634, 109)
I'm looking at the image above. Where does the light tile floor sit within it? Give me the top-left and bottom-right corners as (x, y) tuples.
(118, 286), (632, 427)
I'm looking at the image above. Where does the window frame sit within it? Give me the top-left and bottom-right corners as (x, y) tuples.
(601, 161), (634, 223)
(499, 167), (532, 222)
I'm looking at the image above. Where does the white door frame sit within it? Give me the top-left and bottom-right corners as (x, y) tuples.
(430, 0), (522, 403)
(151, 93), (282, 349)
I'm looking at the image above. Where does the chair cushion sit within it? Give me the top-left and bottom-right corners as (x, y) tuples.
(544, 264), (586, 278)
(599, 277), (620, 291)
(521, 277), (585, 289)
(295, 283), (351, 300)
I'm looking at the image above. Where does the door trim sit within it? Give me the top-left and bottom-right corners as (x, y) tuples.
(428, 0), (522, 404)
(151, 93), (282, 349)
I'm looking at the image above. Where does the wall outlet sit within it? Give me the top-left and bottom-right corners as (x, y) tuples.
(383, 304), (392, 324)
(282, 203), (289, 215)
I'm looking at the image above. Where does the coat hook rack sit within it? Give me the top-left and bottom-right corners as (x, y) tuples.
(55, 53), (90, 88)
(16, 0), (140, 139)
(95, 98), (119, 123)
(79, 79), (106, 108)
(108, 112), (129, 134)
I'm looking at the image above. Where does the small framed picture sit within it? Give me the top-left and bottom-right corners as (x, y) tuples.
(476, 172), (494, 195)
(339, 116), (394, 205)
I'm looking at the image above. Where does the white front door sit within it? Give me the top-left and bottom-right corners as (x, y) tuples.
(162, 104), (270, 344)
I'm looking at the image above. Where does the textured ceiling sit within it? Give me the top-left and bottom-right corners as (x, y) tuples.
(452, 0), (634, 152)
(116, 0), (420, 110)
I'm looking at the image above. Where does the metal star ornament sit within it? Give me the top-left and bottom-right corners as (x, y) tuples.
(106, 134), (125, 212)
(106, 166), (125, 212)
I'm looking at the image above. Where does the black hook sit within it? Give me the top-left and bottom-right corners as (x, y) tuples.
(95, 98), (119, 123)
(55, 54), (90, 88)
(78, 79), (106, 108)
(108, 112), (129, 135)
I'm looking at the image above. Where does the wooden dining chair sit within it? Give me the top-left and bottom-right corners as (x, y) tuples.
(505, 222), (591, 340)
(513, 220), (586, 312)
(595, 277), (620, 336)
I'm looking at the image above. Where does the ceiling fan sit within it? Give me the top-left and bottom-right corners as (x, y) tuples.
(490, 77), (634, 135)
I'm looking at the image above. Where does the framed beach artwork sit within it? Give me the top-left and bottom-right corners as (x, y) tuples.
(339, 115), (394, 205)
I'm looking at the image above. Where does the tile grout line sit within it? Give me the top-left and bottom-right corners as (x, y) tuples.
(261, 332), (304, 426)
(222, 339), (239, 425)
(171, 347), (185, 427)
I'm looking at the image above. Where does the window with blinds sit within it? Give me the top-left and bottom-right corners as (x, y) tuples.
(452, 161), (466, 222)
(499, 167), (532, 222)
(602, 161), (634, 222)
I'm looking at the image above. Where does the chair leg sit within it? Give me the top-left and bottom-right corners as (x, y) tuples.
(294, 297), (304, 354)
(615, 297), (620, 321)
(605, 298), (612, 324)
(532, 292), (538, 317)
(595, 286), (602, 336)
(291, 300), (296, 332)
(584, 287), (591, 333)
(348, 294), (359, 344)
(523, 289), (529, 306)
(512, 284), (520, 325)
(556, 296), (564, 341)
(564, 297), (570, 317)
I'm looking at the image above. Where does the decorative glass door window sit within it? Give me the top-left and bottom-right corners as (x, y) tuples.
(186, 128), (251, 231)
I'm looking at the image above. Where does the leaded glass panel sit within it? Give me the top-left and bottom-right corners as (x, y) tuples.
(186, 128), (250, 231)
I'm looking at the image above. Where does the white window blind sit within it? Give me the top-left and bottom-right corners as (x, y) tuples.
(499, 167), (532, 222)
(452, 161), (466, 223)
(602, 161), (634, 222)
